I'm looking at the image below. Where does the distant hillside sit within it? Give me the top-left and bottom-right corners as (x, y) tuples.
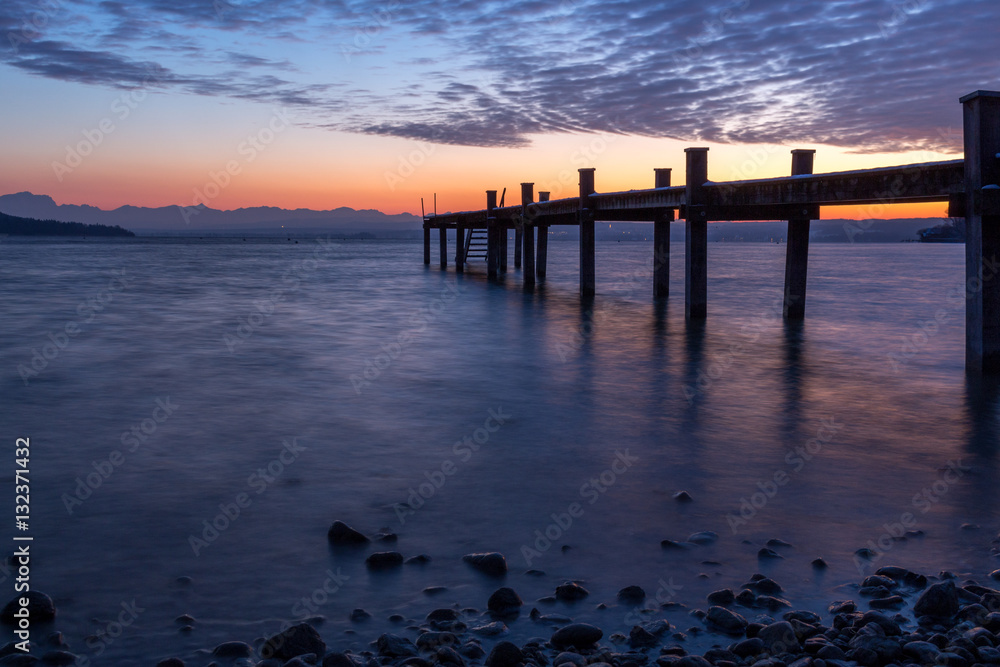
(0, 211), (134, 237)
(0, 192), (422, 235)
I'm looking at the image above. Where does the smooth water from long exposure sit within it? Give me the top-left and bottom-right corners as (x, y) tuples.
(1, 237), (997, 665)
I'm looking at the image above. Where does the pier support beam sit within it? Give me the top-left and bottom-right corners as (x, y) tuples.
(439, 227), (447, 269)
(522, 183), (535, 289)
(500, 224), (508, 273)
(537, 192), (549, 280)
(579, 169), (596, 298)
(783, 150), (816, 319)
(486, 190), (498, 280)
(423, 225), (431, 265)
(685, 148), (709, 318)
(653, 168), (673, 299)
(963, 90), (1000, 372)
(514, 225), (523, 269)
(456, 224), (465, 273)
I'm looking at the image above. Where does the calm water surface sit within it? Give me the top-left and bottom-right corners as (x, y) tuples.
(0, 238), (997, 665)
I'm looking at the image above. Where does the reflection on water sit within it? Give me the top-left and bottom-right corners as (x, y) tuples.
(0, 238), (997, 665)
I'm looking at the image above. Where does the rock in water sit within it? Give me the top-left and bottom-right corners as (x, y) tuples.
(757, 548), (783, 560)
(673, 491), (693, 502)
(375, 633), (419, 658)
(705, 606), (748, 635)
(707, 589), (735, 605)
(462, 553), (507, 576)
(488, 587), (523, 615)
(551, 623), (603, 650)
(327, 521), (369, 545)
(555, 583), (590, 601)
(618, 586), (646, 603)
(756, 621), (800, 653)
(365, 552), (404, 569)
(989, 569), (1000, 581)
(322, 653), (356, 667)
(913, 580), (959, 619)
(485, 641), (524, 667)
(1, 591), (55, 624)
(261, 623), (326, 661)
(212, 642), (252, 658)
(156, 660), (185, 667)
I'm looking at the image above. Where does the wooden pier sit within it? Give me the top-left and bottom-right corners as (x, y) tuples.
(423, 90), (1000, 373)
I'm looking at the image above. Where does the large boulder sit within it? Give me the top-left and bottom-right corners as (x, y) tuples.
(462, 553), (507, 576)
(551, 623), (603, 650)
(914, 581), (959, 619)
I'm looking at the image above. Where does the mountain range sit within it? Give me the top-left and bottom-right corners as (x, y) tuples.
(0, 192), (423, 236)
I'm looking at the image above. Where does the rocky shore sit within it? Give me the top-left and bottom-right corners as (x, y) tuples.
(3, 522), (1000, 667)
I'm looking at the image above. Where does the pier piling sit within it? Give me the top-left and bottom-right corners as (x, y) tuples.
(423, 226), (431, 265)
(537, 192), (549, 280)
(684, 148), (709, 319)
(522, 183), (535, 289)
(486, 190), (498, 280)
(783, 149), (816, 319)
(439, 227), (447, 269)
(653, 168), (673, 299)
(963, 91), (1000, 372)
(579, 169), (596, 298)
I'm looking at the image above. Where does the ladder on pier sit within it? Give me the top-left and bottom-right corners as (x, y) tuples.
(464, 229), (488, 261)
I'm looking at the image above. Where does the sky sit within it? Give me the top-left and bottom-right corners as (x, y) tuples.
(0, 0), (997, 217)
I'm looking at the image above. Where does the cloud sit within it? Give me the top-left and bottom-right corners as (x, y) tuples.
(2, 0), (998, 152)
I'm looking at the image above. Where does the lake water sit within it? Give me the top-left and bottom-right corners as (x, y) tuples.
(0, 237), (997, 665)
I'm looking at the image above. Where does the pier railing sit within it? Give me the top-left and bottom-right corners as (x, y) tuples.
(422, 90), (1000, 373)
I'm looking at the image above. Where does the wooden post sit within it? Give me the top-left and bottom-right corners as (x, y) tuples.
(783, 149), (816, 319)
(537, 192), (550, 280)
(500, 223), (508, 273)
(579, 169), (596, 298)
(486, 190), (498, 280)
(439, 227), (447, 269)
(514, 224), (523, 269)
(685, 148), (709, 319)
(423, 224), (431, 265)
(522, 183), (535, 289)
(963, 90), (1000, 372)
(653, 168), (672, 299)
(455, 224), (465, 273)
